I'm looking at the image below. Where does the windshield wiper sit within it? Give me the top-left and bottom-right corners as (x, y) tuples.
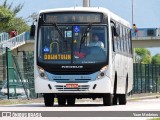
(79, 24), (92, 53)
(53, 23), (65, 40)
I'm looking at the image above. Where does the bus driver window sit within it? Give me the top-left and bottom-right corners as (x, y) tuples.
(89, 34), (104, 48)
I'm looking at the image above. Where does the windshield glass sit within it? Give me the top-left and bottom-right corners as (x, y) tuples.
(38, 25), (108, 64)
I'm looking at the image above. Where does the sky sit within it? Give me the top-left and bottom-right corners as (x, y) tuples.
(1, 0), (160, 55)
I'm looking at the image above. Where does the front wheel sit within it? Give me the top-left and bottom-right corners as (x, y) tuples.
(103, 93), (113, 106)
(58, 96), (67, 106)
(118, 76), (128, 105)
(44, 93), (54, 107)
(67, 97), (76, 106)
(112, 94), (118, 105)
(118, 94), (127, 105)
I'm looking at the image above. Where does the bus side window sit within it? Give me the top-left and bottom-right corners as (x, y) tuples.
(123, 27), (126, 53)
(126, 29), (129, 55)
(119, 25), (123, 53)
(111, 21), (119, 52)
(111, 25), (115, 52)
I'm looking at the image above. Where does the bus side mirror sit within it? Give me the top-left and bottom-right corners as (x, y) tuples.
(30, 24), (35, 37)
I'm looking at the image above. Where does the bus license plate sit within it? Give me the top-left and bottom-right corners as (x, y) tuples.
(66, 84), (78, 88)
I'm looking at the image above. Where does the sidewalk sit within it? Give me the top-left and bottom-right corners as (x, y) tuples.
(127, 93), (160, 101)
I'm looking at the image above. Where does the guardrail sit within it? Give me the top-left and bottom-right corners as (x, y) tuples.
(132, 28), (160, 38)
(0, 32), (30, 55)
(0, 32), (9, 43)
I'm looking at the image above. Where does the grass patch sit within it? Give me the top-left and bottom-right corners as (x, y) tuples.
(0, 100), (30, 105)
(149, 118), (160, 120)
(0, 98), (57, 105)
(0, 99), (43, 105)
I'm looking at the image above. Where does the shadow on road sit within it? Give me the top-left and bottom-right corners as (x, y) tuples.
(0, 103), (110, 107)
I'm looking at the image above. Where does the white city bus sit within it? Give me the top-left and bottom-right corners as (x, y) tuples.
(32, 7), (133, 106)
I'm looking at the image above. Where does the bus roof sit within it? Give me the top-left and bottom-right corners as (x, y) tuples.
(39, 7), (130, 28)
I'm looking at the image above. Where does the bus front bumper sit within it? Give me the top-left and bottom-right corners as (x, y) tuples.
(35, 76), (112, 94)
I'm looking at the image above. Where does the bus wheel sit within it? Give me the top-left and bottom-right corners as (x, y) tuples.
(58, 96), (66, 106)
(103, 93), (113, 106)
(67, 97), (76, 106)
(119, 76), (128, 105)
(112, 94), (118, 105)
(44, 93), (54, 107)
(118, 94), (127, 105)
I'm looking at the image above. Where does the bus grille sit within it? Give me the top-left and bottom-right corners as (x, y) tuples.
(55, 85), (89, 91)
(53, 79), (91, 83)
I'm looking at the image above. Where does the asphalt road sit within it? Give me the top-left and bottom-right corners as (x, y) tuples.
(0, 98), (160, 120)
(0, 98), (160, 110)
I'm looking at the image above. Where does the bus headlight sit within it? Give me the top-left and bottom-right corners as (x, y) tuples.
(97, 65), (108, 80)
(37, 66), (48, 80)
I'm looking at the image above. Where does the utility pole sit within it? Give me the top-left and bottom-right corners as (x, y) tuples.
(132, 0), (134, 26)
(83, 0), (90, 7)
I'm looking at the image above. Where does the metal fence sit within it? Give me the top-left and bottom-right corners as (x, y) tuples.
(0, 32), (31, 55)
(133, 63), (160, 93)
(1, 49), (160, 99)
(0, 47), (6, 91)
(132, 28), (160, 37)
(0, 48), (36, 99)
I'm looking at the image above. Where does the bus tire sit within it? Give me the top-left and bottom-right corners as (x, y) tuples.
(118, 94), (127, 105)
(103, 93), (113, 106)
(44, 93), (54, 107)
(119, 75), (128, 105)
(67, 97), (76, 106)
(112, 95), (118, 105)
(113, 73), (118, 105)
(58, 96), (66, 106)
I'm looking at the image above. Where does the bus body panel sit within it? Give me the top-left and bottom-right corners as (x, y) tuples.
(34, 7), (133, 101)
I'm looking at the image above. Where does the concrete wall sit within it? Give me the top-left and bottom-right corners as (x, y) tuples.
(11, 40), (34, 55)
(132, 39), (160, 48)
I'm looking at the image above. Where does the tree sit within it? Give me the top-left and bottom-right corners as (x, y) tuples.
(0, 6), (14, 32)
(135, 48), (152, 64)
(1, 0), (24, 16)
(152, 54), (160, 64)
(12, 17), (30, 34)
(0, 0), (29, 33)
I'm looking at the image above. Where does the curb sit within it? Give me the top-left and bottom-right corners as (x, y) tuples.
(127, 94), (160, 101)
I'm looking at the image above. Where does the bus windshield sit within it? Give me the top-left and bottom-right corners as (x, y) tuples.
(38, 25), (108, 64)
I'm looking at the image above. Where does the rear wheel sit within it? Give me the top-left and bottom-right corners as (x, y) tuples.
(44, 93), (54, 107)
(113, 73), (118, 105)
(112, 94), (118, 105)
(119, 76), (128, 105)
(67, 97), (76, 106)
(58, 96), (66, 106)
(103, 93), (113, 106)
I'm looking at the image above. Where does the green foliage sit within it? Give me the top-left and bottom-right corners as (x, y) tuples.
(152, 54), (160, 64)
(135, 48), (152, 64)
(149, 118), (160, 120)
(0, 6), (14, 32)
(12, 3), (24, 15)
(0, 0), (29, 33)
(1, 0), (24, 16)
(12, 17), (30, 34)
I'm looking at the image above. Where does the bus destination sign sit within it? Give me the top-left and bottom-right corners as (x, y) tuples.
(44, 13), (102, 23)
